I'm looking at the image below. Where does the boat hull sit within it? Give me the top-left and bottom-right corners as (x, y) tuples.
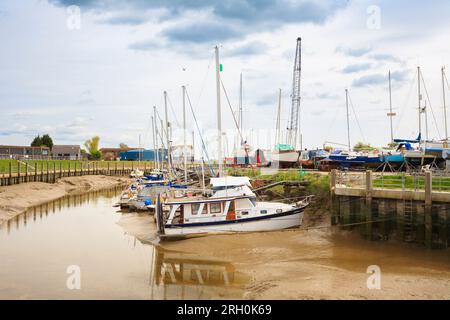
(270, 151), (300, 168)
(163, 207), (305, 236)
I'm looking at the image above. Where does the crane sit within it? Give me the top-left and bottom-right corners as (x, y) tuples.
(287, 37), (302, 149)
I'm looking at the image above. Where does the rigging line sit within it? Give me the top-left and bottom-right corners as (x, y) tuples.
(154, 108), (169, 145)
(347, 92), (366, 143)
(444, 71), (450, 92)
(219, 77), (244, 143)
(194, 52), (215, 109)
(166, 94), (181, 128)
(420, 72), (442, 139)
(185, 88), (215, 176)
(394, 72), (416, 134)
(154, 109), (167, 149)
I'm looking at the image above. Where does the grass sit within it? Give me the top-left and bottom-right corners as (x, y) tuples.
(227, 167), (330, 196)
(373, 174), (450, 191)
(0, 159), (157, 175)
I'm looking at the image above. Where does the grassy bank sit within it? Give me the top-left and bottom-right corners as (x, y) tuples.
(227, 168), (330, 197)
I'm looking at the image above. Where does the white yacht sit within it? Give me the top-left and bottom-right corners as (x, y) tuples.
(155, 176), (310, 238)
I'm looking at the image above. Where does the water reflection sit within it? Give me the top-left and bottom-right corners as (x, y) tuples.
(0, 187), (247, 299)
(149, 247), (247, 299)
(0, 187), (122, 235)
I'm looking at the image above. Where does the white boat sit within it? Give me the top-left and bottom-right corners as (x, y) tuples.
(155, 176), (310, 238)
(270, 144), (299, 168)
(130, 169), (144, 178)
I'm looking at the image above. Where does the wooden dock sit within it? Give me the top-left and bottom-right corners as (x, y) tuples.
(0, 161), (137, 186)
(330, 170), (450, 249)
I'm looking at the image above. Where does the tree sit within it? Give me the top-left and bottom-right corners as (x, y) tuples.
(84, 136), (101, 160)
(31, 135), (42, 147)
(353, 142), (375, 152)
(387, 142), (399, 150)
(119, 143), (129, 149)
(41, 134), (54, 150)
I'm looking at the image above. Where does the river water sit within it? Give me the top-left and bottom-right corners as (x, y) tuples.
(1, 189), (450, 300)
(0, 189), (247, 299)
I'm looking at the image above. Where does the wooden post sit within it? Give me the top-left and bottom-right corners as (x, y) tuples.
(53, 162), (56, 183)
(35, 162), (38, 182)
(115, 162), (118, 175)
(425, 171), (433, 248)
(80, 162), (83, 176)
(87, 163), (90, 175)
(40, 161), (44, 182)
(122, 162), (125, 175)
(46, 161), (49, 183)
(8, 161), (12, 185)
(59, 162), (62, 179)
(364, 171), (373, 240)
(68, 161), (71, 177)
(25, 162), (28, 183)
(330, 169), (337, 225)
(17, 161), (21, 184)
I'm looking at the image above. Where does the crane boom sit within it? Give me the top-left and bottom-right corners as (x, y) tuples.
(287, 37), (302, 149)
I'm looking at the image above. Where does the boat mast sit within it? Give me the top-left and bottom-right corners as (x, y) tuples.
(345, 89), (351, 151)
(418, 66), (423, 140)
(275, 88), (282, 146)
(192, 130), (195, 164)
(215, 45), (223, 177)
(201, 156), (206, 194)
(151, 114), (158, 170)
(442, 66), (448, 141)
(182, 85), (188, 183)
(153, 106), (160, 170)
(388, 71), (395, 144)
(239, 72), (243, 145)
(164, 91), (172, 174)
(288, 37), (302, 149)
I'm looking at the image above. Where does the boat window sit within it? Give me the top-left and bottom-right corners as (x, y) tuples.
(209, 202), (222, 214)
(260, 210), (268, 214)
(200, 204), (207, 215)
(191, 203), (200, 215)
(276, 209), (283, 213)
(249, 197), (256, 206)
(241, 211), (249, 215)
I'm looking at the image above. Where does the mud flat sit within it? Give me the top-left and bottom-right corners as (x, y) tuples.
(159, 225), (450, 300)
(0, 175), (130, 225)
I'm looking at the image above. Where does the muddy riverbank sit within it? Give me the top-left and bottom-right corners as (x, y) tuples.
(0, 175), (130, 225)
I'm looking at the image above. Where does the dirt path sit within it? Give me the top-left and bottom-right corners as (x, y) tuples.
(0, 175), (130, 225)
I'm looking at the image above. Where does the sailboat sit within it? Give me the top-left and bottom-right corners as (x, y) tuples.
(155, 45), (310, 239)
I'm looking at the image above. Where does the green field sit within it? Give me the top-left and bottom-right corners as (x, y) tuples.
(0, 159), (157, 175)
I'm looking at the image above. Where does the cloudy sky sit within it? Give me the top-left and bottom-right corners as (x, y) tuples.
(1, 0), (450, 156)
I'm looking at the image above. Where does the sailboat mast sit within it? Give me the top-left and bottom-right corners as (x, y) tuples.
(153, 106), (160, 170)
(388, 71), (394, 143)
(151, 115), (157, 169)
(418, 66), (422, 139)
(442, 66), (448, 141)
(164, 91), (172, 173)
(275, 88), (282, 146)
(239, 72), (243, 144)
(345, 89), (351, 151)
(182, 85), (188, 183)
(215, 45), (223, 177)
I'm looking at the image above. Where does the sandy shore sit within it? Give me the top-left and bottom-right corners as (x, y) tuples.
(0, 175), (130, 225)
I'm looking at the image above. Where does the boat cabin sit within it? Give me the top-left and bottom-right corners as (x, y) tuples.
(166, 196), (259, 225)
